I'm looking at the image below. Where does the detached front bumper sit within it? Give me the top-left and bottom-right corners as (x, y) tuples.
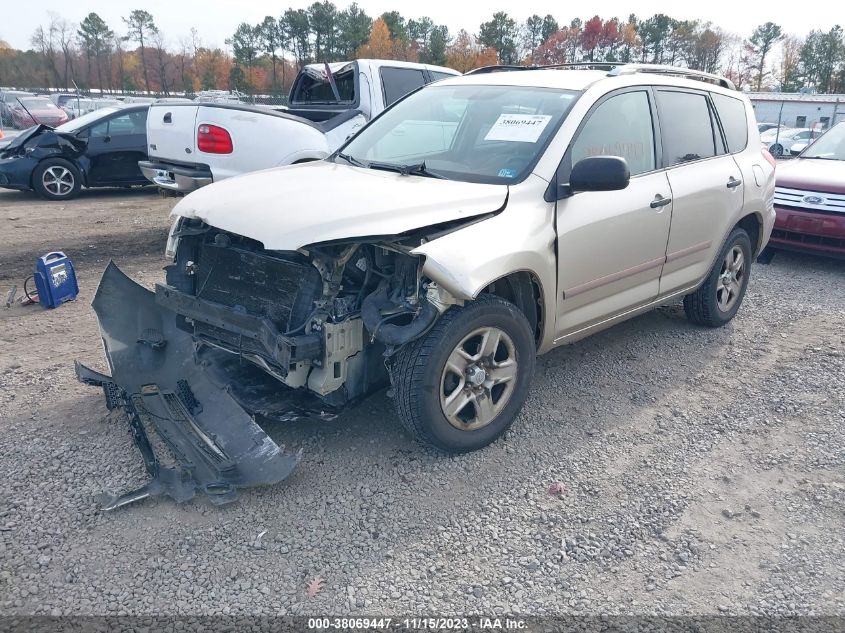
(77, 262), (316, 510)
(139, 160), (212, 192)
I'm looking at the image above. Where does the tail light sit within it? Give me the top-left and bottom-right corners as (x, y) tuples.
(197, 124), (233, 154)
(761, 148), (777, 168)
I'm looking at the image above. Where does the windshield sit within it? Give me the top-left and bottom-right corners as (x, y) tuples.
(340, 84), (579, 185)
(55, 107), (121, 132)
(18, 98), (58, 110)
(802, 123), (845, 160)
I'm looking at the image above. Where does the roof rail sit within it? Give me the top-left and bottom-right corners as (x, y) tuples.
(465, 62), (735, 90)
(606, 64), (735, 90)
(466, 65), (534, 75)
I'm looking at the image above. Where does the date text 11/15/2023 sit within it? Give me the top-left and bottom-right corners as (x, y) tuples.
(307, 617), (528, 630)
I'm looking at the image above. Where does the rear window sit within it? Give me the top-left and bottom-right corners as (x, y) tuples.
(711, 93), (748, 153)
(380, 67), (427, 106)
(656, 90), (717, 166)
(291, 67), (356, 105)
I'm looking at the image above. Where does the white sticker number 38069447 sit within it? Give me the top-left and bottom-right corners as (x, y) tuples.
(484, 114), (553, 143)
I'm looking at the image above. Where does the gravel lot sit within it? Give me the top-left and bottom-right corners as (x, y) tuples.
(0, 186), (843, 617)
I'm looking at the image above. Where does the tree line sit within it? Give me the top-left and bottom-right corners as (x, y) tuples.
(1, 5), (843, 96)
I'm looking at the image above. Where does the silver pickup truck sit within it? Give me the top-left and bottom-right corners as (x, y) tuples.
(139, 59), (458, 192)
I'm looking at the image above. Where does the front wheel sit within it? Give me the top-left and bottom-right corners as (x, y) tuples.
(32, 158), (82, 200)
(684, 227), (752, 327)
(389, 295), (536, 453)
(769, 143), (784, 157)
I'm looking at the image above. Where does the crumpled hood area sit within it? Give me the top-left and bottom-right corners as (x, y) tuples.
(171, 160), (508, 250)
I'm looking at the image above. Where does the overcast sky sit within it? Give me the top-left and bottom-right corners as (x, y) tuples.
(0, 0), (827, 51)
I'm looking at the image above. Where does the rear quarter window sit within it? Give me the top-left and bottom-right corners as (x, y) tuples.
(711, 92), (749, 153)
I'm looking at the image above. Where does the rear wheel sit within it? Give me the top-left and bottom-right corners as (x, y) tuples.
(684, 227), (752, 327)
(389, 295), (535, 453)
(33, 158), (82, 200)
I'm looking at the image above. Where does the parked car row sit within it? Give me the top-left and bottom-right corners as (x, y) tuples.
(1, 91), (68, 129)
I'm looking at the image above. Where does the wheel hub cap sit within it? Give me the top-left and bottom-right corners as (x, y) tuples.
(466, 365), (487, 387)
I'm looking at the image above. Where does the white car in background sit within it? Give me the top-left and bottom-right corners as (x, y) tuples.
(761, 127), (815, 157)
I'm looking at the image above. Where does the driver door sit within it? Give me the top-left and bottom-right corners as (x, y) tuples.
(85, 110), (148, 185)
(554, 88), (672, 338)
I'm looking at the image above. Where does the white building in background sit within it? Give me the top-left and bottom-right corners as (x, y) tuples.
(747, 92), (845, 130)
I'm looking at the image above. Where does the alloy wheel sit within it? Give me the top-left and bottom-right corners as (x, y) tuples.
(42, 166), (75, 196)
(716, 245), (745, 312)
(440, 326), (518, 431)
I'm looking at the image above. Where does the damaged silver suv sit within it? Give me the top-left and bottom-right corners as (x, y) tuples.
(80, 64), (775, 508)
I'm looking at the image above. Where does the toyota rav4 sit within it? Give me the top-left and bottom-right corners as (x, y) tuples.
(79, 63), (776, 508)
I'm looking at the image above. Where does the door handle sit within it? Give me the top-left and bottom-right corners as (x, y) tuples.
(650, 195), (672, 209)
(727, 177), (742, 189)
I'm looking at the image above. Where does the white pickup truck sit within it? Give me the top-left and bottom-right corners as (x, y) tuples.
(139, 59), (458, 192)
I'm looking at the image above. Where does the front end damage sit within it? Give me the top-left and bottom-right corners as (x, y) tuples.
(80, 220), (462, 508)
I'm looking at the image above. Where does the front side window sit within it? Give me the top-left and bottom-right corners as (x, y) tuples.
(570, 90), (656, 176)
(380, 67), (427, 106)
(340, 85), (579, 185)
(90, 111), (147, 138)
(55, 107), (120, 133)
(656, 90), (718, 166)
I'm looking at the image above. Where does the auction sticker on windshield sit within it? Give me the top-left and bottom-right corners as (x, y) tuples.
(484, 114), (553, 143)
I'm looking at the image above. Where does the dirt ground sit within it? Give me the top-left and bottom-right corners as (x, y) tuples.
(0, 186), (843, 618)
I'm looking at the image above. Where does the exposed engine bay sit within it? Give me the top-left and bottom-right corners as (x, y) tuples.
(162, 218), (461, 404)
(77, 217), (462, 508)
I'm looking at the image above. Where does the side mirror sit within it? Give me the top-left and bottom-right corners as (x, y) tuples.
(568, 156), (631, 194)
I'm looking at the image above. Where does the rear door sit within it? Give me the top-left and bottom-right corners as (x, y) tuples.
(146, 103), (198, 161)
(656, 89), (745, 296)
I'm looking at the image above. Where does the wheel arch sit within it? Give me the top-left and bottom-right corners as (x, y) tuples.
(736, 212), (763, 257)
(477, 270), (545, 348)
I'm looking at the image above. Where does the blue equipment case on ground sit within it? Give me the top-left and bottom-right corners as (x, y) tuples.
(34, 251), (79, 309)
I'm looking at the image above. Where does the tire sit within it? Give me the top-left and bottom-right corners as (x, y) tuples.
(684, 227), (752, 327)
(32, 158), (82, 200)
(769, 143), (784, 158)
(389, 295), (536, 453)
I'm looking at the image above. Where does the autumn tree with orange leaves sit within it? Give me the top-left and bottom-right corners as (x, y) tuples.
(445, 30), (497, 73)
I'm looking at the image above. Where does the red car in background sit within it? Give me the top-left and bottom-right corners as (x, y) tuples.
(760, 122), (845, 261)
(8, 96), (69, 129)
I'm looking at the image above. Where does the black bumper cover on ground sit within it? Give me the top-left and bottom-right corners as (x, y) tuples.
(76, 262), (328, 510)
